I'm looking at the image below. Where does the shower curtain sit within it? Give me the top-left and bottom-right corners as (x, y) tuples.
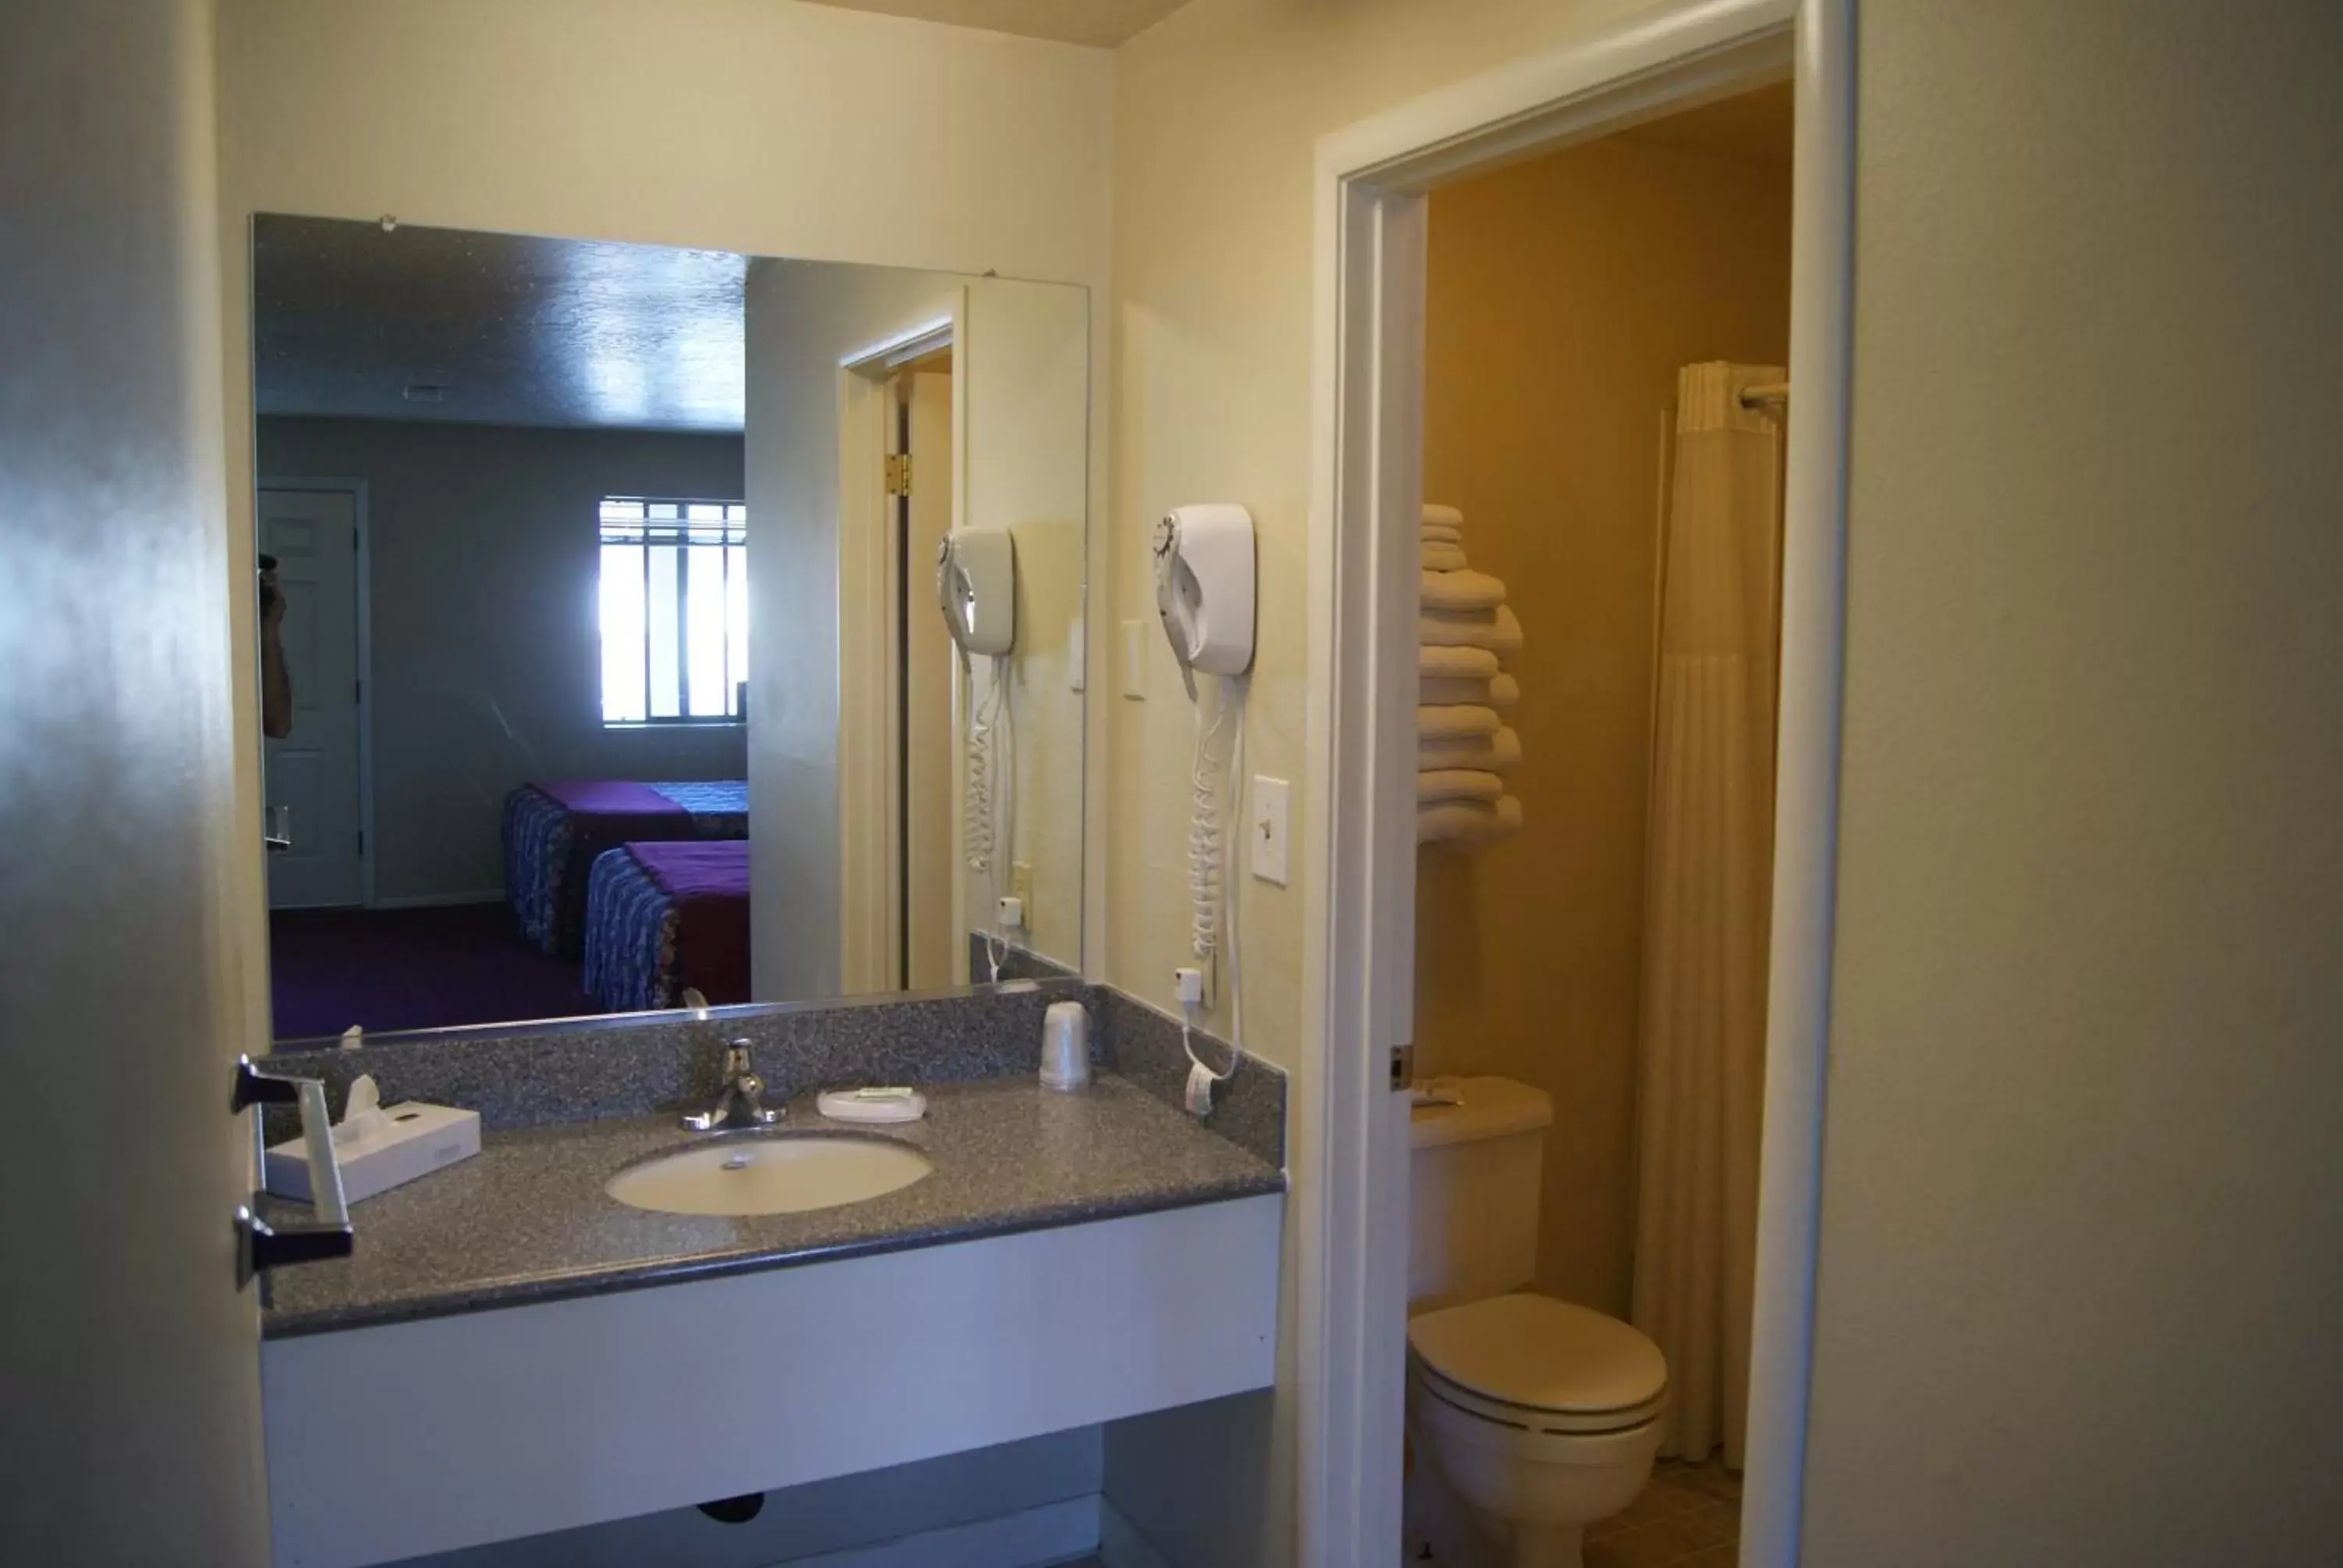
(1632, 361), (1785, 1470)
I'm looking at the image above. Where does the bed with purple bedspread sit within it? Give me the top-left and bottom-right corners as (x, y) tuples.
(582, 839), (752, 1014)
(501, 779), (748, 958)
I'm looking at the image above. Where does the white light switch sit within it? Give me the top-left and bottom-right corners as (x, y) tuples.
(1121, 619), (1148, 700)
(1250, 775), (1290, 886)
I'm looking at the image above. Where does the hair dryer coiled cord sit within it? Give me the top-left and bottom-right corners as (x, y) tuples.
(962, 651), (1013, 982)
(1182, 679), (1246, 1101)
(1186, 689), (1232, 967)
(965, 661), (999, 882)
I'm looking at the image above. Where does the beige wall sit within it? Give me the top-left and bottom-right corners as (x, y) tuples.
(1800, 1), (2343, 1561)
(1417, 125), (1791, 1317)
(215, 0), (1114, 1045)
(1104, 0), (1652, 1070)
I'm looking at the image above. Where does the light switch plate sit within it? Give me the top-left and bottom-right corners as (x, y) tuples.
(1251, 775), (1290, 886)
(1121, 619), (1148, 699)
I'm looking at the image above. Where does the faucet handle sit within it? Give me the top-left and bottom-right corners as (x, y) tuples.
(680, 1039), (781, 1131)
(726, 1039), (780, 1127)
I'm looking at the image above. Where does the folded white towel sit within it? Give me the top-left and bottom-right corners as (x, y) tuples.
(1421, 568), (1507, 612)
(1419, 644), (1499, 679)
(1421, 521), (1463, 545)
(1422, 503), (1464, 530)
(1421, 541), (1468, 572)
(1420, 603), (1524, 655)
(1418, 704), (1500, 739)
(1420, 675), (1490, 706)
(1420, 725), (1522, 773)
(1418, 768), (1503, 804)
(1418, 794), (1524, 846)
(1422, 672), (1520, 708)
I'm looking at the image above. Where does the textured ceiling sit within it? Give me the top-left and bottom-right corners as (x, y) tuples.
(797, 0), (1189, 48)
(253, 216), (747, 433)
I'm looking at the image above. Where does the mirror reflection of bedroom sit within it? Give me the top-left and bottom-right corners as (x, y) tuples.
(253, 216), (1088, 1046)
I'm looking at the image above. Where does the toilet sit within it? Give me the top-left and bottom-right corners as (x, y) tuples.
(1407, 1077), (1669, 1568)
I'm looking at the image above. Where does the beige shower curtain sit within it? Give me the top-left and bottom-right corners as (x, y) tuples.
(1632, 361), (1785, 1470)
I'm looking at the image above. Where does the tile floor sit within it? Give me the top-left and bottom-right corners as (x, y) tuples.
(1582, 1455), (1743, 1568)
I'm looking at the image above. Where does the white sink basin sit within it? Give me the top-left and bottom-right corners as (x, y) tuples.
(607, 1135), (933, 1217)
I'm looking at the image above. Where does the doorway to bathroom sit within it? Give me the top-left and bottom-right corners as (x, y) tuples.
(1403, 78), (1792, 1568)
(835, 311), (963, 996)
(892, 347), (958, 991)
(1294, 4), (1853, 1566)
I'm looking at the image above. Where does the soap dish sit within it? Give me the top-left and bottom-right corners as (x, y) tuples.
(816, 1087), (927, 1124)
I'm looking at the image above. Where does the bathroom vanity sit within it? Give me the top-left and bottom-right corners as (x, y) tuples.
(226, 208), (1289, 1568)
(255, 985), (1285, 1568)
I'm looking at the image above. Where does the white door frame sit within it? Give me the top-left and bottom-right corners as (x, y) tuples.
(1296, 2), (1853, 1564)
(258, 474), (376, 909)
(836, 308), (965, 996)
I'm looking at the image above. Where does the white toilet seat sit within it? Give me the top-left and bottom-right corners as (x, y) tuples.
(1407, 1292), (1670, 1436)
(1414, 1357), (1668, 1437)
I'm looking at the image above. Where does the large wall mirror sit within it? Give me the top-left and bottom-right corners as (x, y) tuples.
(250, 216), (1086, 1046)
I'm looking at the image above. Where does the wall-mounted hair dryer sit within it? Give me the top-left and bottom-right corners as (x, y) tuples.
(937, 526), (1019, 979)
(1152, 504), (1256, 700)
(937, 527), (1016, 656)
(1153, 504), (1257, 1116)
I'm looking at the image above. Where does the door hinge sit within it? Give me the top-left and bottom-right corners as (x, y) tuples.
(885, 452), (913, 497)
(1391, 1042), (1415, 1092)
(354, 677), (362, 705)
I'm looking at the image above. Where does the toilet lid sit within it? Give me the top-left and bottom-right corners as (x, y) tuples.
(1407, 1293), (1667, 1415)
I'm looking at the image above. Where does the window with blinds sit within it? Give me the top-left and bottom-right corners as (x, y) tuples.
(597, 497), (747, 725)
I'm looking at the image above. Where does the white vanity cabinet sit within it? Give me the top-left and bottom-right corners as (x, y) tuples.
(263, 1194), (1280, 1567)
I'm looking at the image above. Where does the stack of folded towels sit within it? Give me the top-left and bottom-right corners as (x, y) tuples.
(1418, 503), (1524, 848)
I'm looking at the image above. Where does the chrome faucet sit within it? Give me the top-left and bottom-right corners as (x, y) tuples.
(682, 1039), (782, 1131)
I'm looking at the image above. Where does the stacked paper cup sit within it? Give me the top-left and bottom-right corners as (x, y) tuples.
(1417, 503), (1523, 847)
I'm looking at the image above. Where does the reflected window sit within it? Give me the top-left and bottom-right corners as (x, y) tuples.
(598, 497), (747, 724)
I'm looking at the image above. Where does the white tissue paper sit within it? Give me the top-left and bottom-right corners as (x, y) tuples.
(266, 1076), (481, 1206)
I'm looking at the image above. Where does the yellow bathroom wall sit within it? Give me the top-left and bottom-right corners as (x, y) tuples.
(1416, 101), (1792, 1317)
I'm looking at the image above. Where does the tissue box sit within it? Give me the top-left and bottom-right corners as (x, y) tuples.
(266, 1102), (482, 1206)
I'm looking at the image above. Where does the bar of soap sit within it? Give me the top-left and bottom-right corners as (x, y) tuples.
(816, 1087), (928, 1124)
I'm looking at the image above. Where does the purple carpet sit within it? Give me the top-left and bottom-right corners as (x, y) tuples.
(270, 902), (601, 1042)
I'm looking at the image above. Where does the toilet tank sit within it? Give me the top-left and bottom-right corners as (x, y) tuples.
(1408, 1076), (1553, 1313)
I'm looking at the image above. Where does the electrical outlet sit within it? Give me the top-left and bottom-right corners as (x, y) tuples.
(1251, 775), (1291, 886)
(1011, 861), (1034, 911)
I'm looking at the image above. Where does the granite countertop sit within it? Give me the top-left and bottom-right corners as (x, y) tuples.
(261, 1074), (1284, 1339)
